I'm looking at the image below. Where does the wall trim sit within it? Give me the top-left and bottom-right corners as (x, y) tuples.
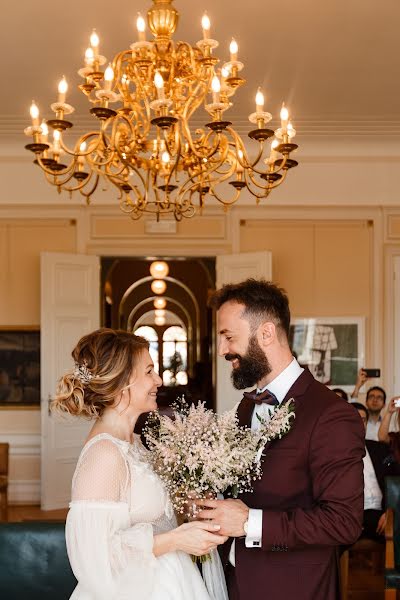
(0, 433), (40, 456)
(8, 479), (40, 505)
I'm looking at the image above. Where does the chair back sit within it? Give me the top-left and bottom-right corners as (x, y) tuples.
(0, 522), (77, 599)
(0, 443), (9, 477)
(385, 476), (400, 568)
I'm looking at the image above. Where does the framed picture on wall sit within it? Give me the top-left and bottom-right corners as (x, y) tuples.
(289, 317), (365, 392)
(0, 328), (40, 408)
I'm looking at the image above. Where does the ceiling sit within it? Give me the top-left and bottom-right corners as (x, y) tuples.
(2, 0), (400, 144)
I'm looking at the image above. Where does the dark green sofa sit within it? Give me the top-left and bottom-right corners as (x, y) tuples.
(0, 521), (77, 599)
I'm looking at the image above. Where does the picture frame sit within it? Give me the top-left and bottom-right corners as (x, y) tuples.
(289, 317), (365, 393)
(0, 327), (40, 408)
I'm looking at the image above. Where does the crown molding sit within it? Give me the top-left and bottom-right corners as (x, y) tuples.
(5, 114), (400, 138)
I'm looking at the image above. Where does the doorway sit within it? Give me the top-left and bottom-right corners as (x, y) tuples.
(101, 257), (216, 411)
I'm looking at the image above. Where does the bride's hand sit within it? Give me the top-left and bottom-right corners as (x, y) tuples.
(172, 521), (228, 556)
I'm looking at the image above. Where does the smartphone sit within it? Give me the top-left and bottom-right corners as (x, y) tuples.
(363, 368), (381, 378)
(394, 398), (400, 408)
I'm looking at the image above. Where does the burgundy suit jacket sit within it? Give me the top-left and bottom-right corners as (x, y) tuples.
(227, 368), (365, 600)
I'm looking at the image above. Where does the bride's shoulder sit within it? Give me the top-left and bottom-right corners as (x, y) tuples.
(79, 433), (130, 464)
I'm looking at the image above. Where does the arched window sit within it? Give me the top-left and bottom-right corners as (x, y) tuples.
(162, 326), (188, 386)
(134, 326), (159, 374)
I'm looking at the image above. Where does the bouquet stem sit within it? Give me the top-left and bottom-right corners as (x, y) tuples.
(191, 553), (211, 563)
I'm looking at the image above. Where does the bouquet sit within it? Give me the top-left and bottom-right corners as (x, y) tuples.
(144, 396), (295, 518)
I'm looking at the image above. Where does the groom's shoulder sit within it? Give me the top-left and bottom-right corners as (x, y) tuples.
(295, 371), (354, 420)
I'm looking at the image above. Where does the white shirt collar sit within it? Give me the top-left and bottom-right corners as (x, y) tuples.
(258, 358), (303, 404)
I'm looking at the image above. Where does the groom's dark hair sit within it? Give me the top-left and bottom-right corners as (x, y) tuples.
(209, 278), (291, 339)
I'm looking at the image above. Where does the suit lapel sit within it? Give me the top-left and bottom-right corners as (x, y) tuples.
(259, 368), (314, 453)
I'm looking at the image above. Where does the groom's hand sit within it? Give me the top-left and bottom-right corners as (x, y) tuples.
(195, 498), (249, 537)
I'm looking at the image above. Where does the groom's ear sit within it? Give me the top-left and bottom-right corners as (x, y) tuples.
(258, 321), (276, 348)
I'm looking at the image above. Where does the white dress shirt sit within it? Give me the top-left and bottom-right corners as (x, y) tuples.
(363, 449), (382, 510)
(365, 417), (382, 441)
(229, 358), (304, 566)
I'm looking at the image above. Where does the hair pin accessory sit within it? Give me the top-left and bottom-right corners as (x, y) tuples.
(73, 361), (93, 385)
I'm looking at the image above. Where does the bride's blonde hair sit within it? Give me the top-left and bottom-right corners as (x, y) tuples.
(52, 328), (149, 419)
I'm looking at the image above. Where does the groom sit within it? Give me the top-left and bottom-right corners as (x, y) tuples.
(197, 279), (365, 600)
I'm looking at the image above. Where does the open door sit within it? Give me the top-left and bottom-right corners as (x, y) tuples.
(41, 252), (100, 510)
(394, 256), (400, 396)
(215, 251), (272, 413)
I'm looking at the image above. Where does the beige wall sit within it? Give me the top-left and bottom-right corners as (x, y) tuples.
(239, 219), (372, 318)
(0, 219), (76, 325)
(0, 219), (76, 503)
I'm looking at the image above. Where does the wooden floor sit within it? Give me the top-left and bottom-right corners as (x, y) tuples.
(7, 504), (68, 522)
(3, 506), (397, 599)
(348, 545), (385, 600)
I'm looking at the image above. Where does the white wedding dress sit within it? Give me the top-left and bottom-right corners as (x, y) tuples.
(66, 433), (227, 600)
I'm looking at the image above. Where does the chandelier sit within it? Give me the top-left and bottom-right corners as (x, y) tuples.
(24, 0), (298, 221)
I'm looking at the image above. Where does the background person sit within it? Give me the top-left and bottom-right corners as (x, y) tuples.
(351, 369), (386, 441)
(351, 402), (394, 542)
(378, 395), (400, 465)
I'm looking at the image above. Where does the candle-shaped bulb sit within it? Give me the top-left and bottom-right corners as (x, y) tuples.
(90, 29), (100, 56)
(221, 66), (229, 80)
(161, 150), (170, 164)
(154, 71), (165, 100)
(104, 64), (114, 91)
(280, 103), (289, 133)
(287, 121), (296, 139)
(201, 12), (211, 40)
(237, 149), (244, 173)
(40, 120), (48, 137)
(40, 120), (48, 143)
(268, 138), (279, 164)
(211, 74), (221, 103)
(78, 141), (86, 166)
(53, 129), (61, 152)
(255, 87), (264, 115)
(58, 76), (68, 104)
(136, 13), (146, 41)
(30, 101), (40, 126)
(229, 38), (238, 62)
(85, 47), (94, 66)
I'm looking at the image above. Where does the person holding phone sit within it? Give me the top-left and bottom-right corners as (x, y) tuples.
(378, 396), (400, 465)
(351, 369), (386, 441)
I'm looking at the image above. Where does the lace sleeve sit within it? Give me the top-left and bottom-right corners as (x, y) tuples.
(66, 438), (157, 599)
(71, 438), (129, 502)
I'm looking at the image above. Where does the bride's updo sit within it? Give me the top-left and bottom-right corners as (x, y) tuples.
(52, 328), (149, 418)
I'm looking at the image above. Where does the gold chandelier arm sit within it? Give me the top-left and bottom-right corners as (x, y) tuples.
(43, 164), (76, 187)
(209, 185), (243, 208)
(78, 173), (100, 204)
(226, 127), (267, 174)
(56, 169), (96, 194)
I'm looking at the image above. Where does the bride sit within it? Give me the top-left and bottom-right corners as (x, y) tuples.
(53, 327), (228, 600)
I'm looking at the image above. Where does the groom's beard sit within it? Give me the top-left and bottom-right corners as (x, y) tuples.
(225, 335), (272, 390)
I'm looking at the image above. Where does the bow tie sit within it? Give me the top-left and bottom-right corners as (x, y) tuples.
(242, 388), (279, 406)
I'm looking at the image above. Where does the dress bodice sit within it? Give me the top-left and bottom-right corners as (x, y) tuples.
(71, 433), (175, 531)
